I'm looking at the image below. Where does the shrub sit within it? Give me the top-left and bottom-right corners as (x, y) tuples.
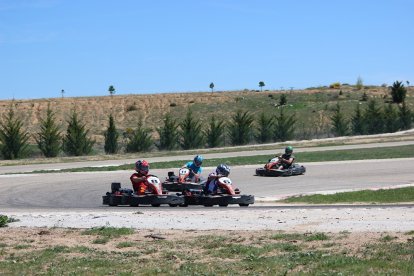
(255, 112), (274, 143)
(205, 115), (225, 148)
(356, 77), (364, 90)
(390, 81), (407, 103)
(228, 110), (254, 146)
(329, 82), (341, 89)
(0, 107), (29, 159)
(125, 118), (153, 153)
(330, 103), (349, 136)
(0, 215), (8, 227)
(273, 108), (296, 141)
(157, 113), (179, 150)
(126, 105), (137, 112)
(36, 104), (61, 157)
(180, 109), (204, 150)
(62, 111), (95, 156)
(279, 94), (287, 106)
(104, 114), (119, 154)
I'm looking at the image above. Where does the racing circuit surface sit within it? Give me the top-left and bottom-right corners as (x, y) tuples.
(0, 158), (413, 209)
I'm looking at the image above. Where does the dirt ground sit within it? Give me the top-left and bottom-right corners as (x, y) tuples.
(1, 227), (413, 257)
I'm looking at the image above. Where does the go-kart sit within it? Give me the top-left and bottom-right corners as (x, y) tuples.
(102, 175), (184, 207)
(255, 157), (306, 177)
(180, 175), (254, 207)
(162, 168), (203, 192)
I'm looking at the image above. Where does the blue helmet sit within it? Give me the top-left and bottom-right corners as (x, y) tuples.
(194, 155), (203, 166)
(216, 164), (230, 177)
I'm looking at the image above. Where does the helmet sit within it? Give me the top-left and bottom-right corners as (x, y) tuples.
(216, 164), (230, 177)
(135, 160), (149, 175)
(285, 146), (293, 155)
(194, 155), (203, 166)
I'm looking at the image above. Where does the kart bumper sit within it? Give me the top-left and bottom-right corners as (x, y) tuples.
(102, 194), (184, 206)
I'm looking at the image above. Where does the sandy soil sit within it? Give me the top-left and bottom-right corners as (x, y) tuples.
(1, 224), (413, 259)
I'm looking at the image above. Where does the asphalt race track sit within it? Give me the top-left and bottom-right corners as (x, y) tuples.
(0, 158), (413, 209)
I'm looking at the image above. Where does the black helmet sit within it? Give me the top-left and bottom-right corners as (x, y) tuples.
(285, 146), (293, 155)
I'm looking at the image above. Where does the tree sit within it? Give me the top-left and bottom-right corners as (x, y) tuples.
(157, 113), (179, 150)
(330, 103), (349, 136)
(390, 81), (407, 104)
(258, 81), (265, 92)
(228, 110), (254, 146)
(398, 101), (412, 130)
(0, 107), (29, 159)
(255, 112), (274, 143)
(279, 94), (287, 106)
(125, 118), (153, 152)
(356, 76), (363, 90)
(62, 111), (95, 156)
(364, 100), (384, 134)
(273, 108), (296, 141)
(351, 104), (365, 135)
(180, 109), (204, 150)
(104, 114), (119, 154)
(108, 85), (116, 97)
(205, 115), (225, 148)
(383, 104), (399, 133)
(209, 82), (214, 93)
(36, 104), (61, 157)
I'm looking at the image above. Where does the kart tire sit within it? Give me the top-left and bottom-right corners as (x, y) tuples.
(219, 204), (228, 207)
(203, 204), (214, 207)
(239, 203), (249, 207)
(130, 203), (139, 207)
(151, 204), (161, 207)
(179, 204), (188, 207)
(169, 204), (178, 207)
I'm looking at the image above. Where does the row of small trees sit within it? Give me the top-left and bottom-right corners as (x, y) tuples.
(0, 105), (94, 159)
(0, 104), (297, 159)
(331, 100), (412, 137)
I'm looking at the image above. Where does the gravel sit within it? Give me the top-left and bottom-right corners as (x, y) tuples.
(3, 204), (414, 233)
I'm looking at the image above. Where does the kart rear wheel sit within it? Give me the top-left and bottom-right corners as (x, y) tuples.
(179, 204), (188, 207)
(169, 204), (178, 207)
(239, 203), (249, 207)
(219, 204), (228, 207)
(151, 204), (161, 207)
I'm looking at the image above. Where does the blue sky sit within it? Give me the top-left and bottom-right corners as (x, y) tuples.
(1, 0), (413, 100)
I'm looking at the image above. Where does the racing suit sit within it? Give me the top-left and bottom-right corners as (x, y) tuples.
(130, 172), (148, 195)
(204, 170), (220, 194)
(278, 154), (295, 169)
(183, 161), (203, 182)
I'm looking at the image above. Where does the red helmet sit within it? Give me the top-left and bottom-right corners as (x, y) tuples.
(135, 160), (149, 175)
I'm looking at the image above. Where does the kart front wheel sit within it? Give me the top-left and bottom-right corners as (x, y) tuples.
(151, 204), (161, 207)
(179, 204), (188, 207)
(219, 204), (228, 207)
(239, 203), (249, 207)
(169, 204), (178, 207)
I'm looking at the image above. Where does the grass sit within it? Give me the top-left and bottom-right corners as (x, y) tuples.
(28, 144), (414, 174)
(1, 230), (413, 275)
(281, 186), (414, 204)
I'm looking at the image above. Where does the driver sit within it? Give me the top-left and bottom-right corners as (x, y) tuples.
(277, 146), (295, 170)
(182, 155), (203, 182)
(130, 160), (150, 194)
(204, 164), (230, 194)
